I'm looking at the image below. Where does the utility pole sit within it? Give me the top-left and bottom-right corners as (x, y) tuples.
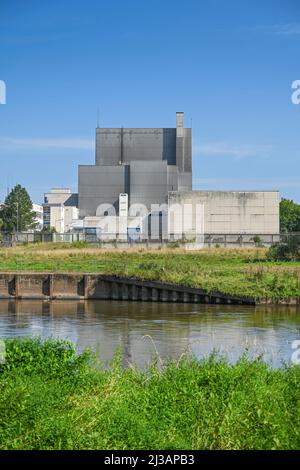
(15, 197), (20, 242)
(16, 201), (19, 234)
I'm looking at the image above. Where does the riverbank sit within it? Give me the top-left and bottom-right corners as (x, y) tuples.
(0, 337), (299, 450)
(0, 245), (299, 302)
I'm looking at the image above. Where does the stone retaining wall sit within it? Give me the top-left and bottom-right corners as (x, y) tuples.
(0, 273), (254, 305)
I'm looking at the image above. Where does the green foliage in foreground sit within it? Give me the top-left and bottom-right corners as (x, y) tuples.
(0, 337), (300, 450)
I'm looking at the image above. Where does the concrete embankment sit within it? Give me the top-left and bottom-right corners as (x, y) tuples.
(0, 272), (255, 305)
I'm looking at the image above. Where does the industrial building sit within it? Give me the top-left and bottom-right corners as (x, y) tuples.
(42, 112), (279, 242)
(73, 112), (279, 241)
(79, 112), (192, 218)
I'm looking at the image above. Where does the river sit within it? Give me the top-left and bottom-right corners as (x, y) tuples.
(0, 299), (299, 368)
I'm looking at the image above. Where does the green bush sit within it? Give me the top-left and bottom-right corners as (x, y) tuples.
(167, 241), (181, 248)
(280, 198), (300, 232)
(252, 235), (263, 247)
(1, 337), (92, 379)
(268, 235), (300, 261)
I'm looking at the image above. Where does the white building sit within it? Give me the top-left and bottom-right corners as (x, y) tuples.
(43, 188), (78, 232)
(32, 203), (43, 230)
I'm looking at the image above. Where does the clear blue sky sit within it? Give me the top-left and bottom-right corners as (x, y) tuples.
(0, 0), (299, 204)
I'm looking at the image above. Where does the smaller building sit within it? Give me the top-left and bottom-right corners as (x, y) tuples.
(168, 190), (280, 237)
(43, 188), (78, 232)
(32, 203), (43, 231)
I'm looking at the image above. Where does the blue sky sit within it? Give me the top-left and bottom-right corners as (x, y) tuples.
(0, 0), (299, 204)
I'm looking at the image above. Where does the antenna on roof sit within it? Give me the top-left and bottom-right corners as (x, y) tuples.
(97, 107), (100, 128)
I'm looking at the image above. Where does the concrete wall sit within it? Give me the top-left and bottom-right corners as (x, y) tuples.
(183, 129), (192, 173)
(96, 128), (177, 166)
(168, 191), (280, 235)
(64, 206), (79, 232)
(0, 273), (255, 304)
(178, 172), (192, 192)
(50, 206), (64, 232)
(167, 166), (179, 192)
(129, 160), (168, 210)
(44, 189), (72, 205)
(79, 165), (127, 217)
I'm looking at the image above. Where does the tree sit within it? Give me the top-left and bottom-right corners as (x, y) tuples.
(41, 226), (57, 233)
(0, 185), (38, 233)
(280, 198), (300, 233)
(268, 235), (300, 261)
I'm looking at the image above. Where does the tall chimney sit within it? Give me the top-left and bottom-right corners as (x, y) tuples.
(176, 112), (184, 137)
(176, 112), (184, 170)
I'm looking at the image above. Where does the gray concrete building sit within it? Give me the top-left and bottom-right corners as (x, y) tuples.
(75, 111), (280, 240)
(79, 112), (192, 217)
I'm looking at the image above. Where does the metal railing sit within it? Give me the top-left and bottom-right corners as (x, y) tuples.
(0, 231), (298, 247)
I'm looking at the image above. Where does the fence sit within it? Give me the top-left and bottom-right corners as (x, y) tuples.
(0, 231), (298, 248)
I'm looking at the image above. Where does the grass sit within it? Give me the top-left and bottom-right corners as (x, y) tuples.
(0, 244), (300, 301)
(0, 337), (300, 450)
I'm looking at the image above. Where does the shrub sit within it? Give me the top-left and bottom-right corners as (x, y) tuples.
(280, 198), (300, 232)
(167, 241), (181, 248)
(252, 235), (263, 247)
(267, 235), (300, 261)
(0, 337), (92, 379)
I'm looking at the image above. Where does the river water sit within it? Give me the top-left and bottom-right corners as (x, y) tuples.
(0, 299), (299, 368)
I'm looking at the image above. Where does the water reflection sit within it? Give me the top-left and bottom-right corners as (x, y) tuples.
(0, 299), (299, 368)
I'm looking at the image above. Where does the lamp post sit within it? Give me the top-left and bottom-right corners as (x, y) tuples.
(57, 215), (65, 242)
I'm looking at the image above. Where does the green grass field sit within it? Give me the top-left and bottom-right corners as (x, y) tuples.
(0, 244), (299, 301)
(0, 337), (299, 450)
